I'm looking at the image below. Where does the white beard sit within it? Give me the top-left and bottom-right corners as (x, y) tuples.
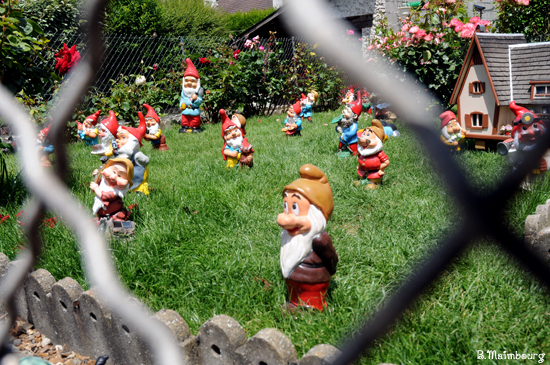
(286, 116), (297, 124)
(280, 205), (326, 278)
(117, 135), (139, 159)
(226, 135), (243, 150)
(100, 128), (114, 147)
(147, 123), (159, 135)
(182, 79), (201, 98)
(358, 136), (383, 156)
(92, 177), (128, 214)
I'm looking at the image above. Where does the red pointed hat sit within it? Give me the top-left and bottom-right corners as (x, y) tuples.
(85, 110), (101, 126)
(184, 58), (199, 79)
(101, 111), (120, 137)
(349, 86), (354, 94)
(509, 101), (538, 125)
(301, 93), (307, 101)
(439, 111), (457, 128)
(350, 91), (362, 116)
(41, 123), (51, 136)
(143, 104), (159, 123)
(220, 109), (240, 138)
(122, 112), (146, 147)
(292, 100), (301, 115)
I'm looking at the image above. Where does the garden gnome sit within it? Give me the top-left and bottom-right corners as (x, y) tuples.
(342, 86), (355, 105)
(355, 119), (390, 189)
(300, 91), (318, 123)
(440, 111), (466, 152)
(179, 58), (204, 133)
(36, 124), (53, 167)
(498, 101), (550, 178)
(277, 164), (338, 311)
(282, 100), (303, 136)
(113, 112), (150, 194)
(91, 110), (119, 156)
(143, 104), (169, 151)
(78, 110), (101, 146)
(90, 157), (134, 221)
(220, 109), (254, 168)
(335, 91), (362, 156)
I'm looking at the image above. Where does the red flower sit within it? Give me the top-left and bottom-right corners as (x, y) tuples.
(0, 215), (9, 224)
(128, 204), (139, 210)
(153, 63), (158, 71)
(198, 58), (211, 64)
(43, 217), (57, 228)
(233, 50), (241, 59)
(54, 44), (81, 76)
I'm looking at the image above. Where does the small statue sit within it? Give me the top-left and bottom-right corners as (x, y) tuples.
(342, 86), (355, 105)
(300, 91), (318, 123)
(220, 109), (254, 169)
(78, 111), (101, 146)
(36, 124), (53, 167)
(440, 111), (466, 152)
(282, 101), (303, 136)
(112, 112), (150, 195)
(143, 104), (169, 151)
(354, 119), (390, 189)
(91, 110), (119, 157)
(90, 157), (133, 221)
(179, 58), (204, 133)
(497, 101), (550, 184)
(277, 164), (338, 311)
(381, 120), (401, 140)
(334, 91), (362, 156)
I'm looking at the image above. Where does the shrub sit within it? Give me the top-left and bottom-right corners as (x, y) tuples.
(18, 0), (83, 35)
(223, 8), (276, 35)
(495, 0), (548, 42)
(104, 0), (163, 36)
(367, 0), (492, 104)
(158, 0), (226, 37)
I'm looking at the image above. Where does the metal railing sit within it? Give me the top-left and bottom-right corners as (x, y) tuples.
(1, 1), (550, 365)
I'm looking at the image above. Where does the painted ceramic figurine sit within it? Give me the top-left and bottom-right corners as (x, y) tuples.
(179, 58), (204, 133)
(282, 101), (303, 136)
(335, 91), (362, 156)
(78, 111), (101, 146)
(354, 120), (390, 189)
(36, 124), (53, 167)
(497, 101), (550, 180)
(143, 104), (169, 151)
(90, 157), (133, 221)
(91, 111), (119, 157)
(342, 86), (355, 105)
(300, 91), (318, 123)
(440, 111), (466, 152)
(220, 109), (254, 169)
(277, 164), (338, 311)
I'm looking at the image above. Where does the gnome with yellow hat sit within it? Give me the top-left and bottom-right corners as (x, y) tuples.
(90, 157), (134, 221)
(277, 164), (338, 311)
(355, 119), (390, 189)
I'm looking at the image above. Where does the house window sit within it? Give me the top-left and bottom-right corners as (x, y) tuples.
(534, 85), (550, 98)
(464, 112), (488, 130)
(469, 81), (485, 94)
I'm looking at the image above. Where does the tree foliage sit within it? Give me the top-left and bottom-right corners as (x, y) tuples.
(495, 0), (550, 42)
(18, 0), (83, 35)
(159, 0), (226, 37)
(104, 0), (163, 36)
(223, 8), (276, 35)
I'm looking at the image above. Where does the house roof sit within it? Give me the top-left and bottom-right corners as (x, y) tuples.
(510, 42), (550, 105)
(217, 0), (274, 14)
(451, 33), (550, 106)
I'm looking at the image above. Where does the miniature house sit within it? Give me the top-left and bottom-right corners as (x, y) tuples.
(450, 33), (550, 149)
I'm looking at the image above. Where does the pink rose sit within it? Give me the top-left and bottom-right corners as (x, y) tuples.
(367, 45), (375, 50)
(460, 29), (475, 38)
(455, 24), (464, 32)
(347, 29), (355, 35)
(402, 24), (410, 32)
(445, 0), (455, 3)
(469, 16), (480, 24)
(464, 22), (476, 30)
(259, 46), (265, 50)
(480, 20), (491, 26)
(409, 26), (420, 34)
(424, 34), (434, 41)
(416, 29), (427, 37)
(422, 2), (430, 9)
(449, 18), (462, 27)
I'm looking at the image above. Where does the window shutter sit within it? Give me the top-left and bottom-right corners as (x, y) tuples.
(482, 114), (489, 128)
(465, 114), (471, 129)
(469, 83), (473, 93)
(481, 82), (485, 93)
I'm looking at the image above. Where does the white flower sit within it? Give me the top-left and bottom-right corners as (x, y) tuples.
(135, 75), (146, 86)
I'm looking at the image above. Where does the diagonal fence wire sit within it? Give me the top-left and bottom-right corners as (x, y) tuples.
(284, 1), (550, 364)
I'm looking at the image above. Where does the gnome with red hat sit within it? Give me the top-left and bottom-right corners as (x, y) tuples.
(78, 110), (101, 146)
(92, 110), (119, 156)
(277, 164), (338, 311)
(179, 58), (204, 133)
(354, 119), (390, 189)
(342, 86), (355, 105)
(36, 123), (54, 167)
(220, 109), (254, 168)
(143, 104), (168, 151)
(498, 101), (550, 178)
(439, 111), (466, 152)
(335, 91), (362, 156)
(300, 91), (318, 123)
(282, 100), (303, 136)
(111, 112), (150, 195)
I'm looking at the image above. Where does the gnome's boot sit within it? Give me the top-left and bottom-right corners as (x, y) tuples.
(158, 135), (169, 151)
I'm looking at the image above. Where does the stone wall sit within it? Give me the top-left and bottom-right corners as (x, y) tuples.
(525, 199), (550, 260)
(0, 253), (342, 365)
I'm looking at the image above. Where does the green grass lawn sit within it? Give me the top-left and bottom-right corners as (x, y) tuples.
(1, 110), (550, 364)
